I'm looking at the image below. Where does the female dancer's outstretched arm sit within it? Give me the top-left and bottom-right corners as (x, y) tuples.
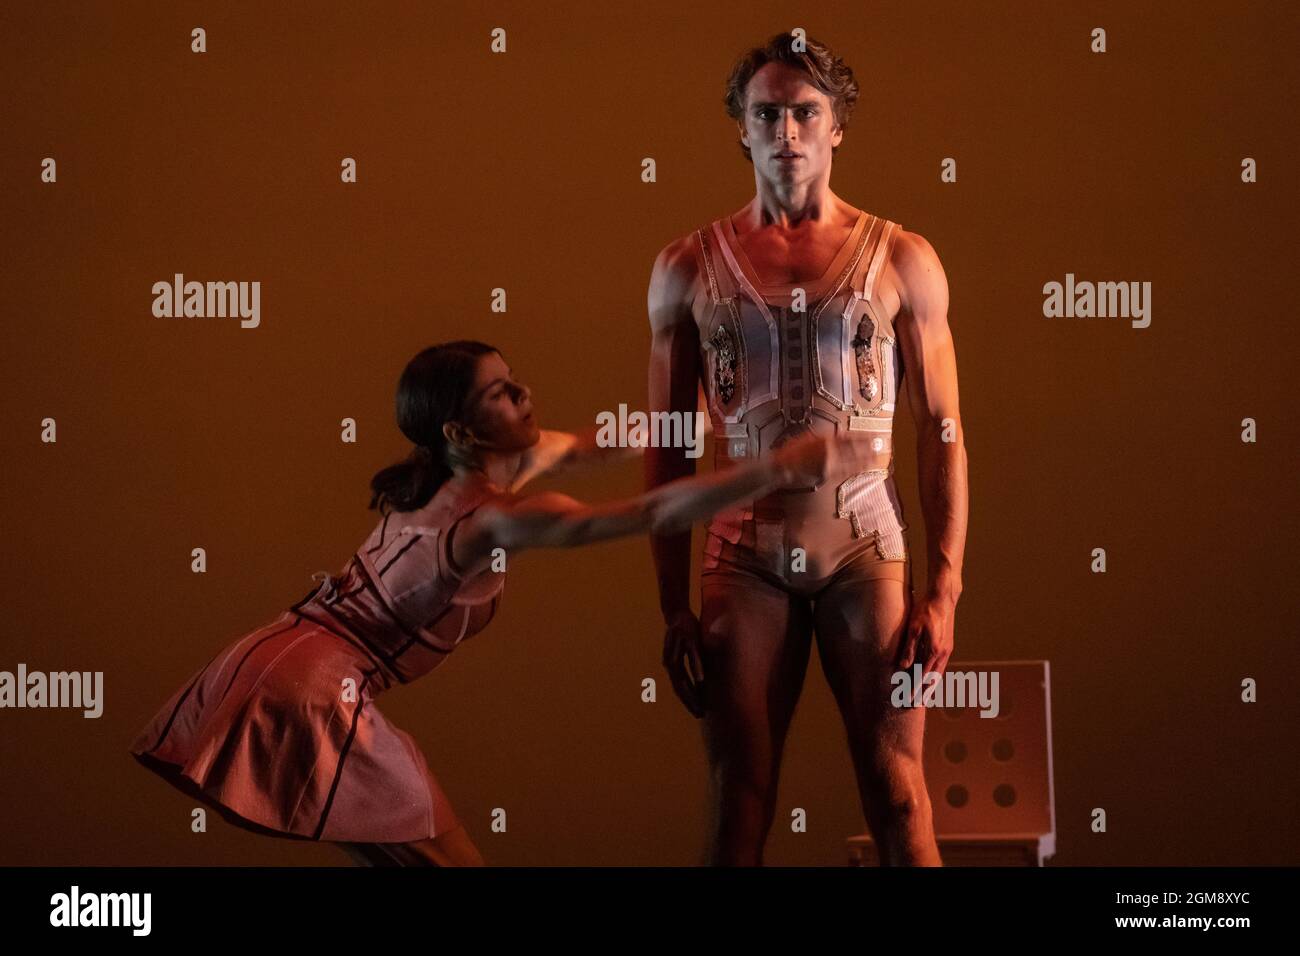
(454, 431), (878, 576)
(506, 428), (617, 492)
(508, 388), (714, 492)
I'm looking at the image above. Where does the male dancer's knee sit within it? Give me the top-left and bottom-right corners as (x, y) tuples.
(859, 749), (931, 830)
(855, 747), (942, 864)
(705, 755), (781, 864)
(709, 754), (778, 817)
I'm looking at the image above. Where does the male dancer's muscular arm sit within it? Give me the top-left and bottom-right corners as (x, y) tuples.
(645, 237), (708, 716)
(893, 231), (969, 677)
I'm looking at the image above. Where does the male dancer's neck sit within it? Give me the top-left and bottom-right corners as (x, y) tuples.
(748, 192), (843, 232)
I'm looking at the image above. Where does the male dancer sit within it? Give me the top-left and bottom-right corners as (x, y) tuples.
(646, 33), (968, 866)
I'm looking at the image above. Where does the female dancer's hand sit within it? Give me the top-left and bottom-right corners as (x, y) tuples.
(662, 607), (705, 718)
(769, 431), (885, 487)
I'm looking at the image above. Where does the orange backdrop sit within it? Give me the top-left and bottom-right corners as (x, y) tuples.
(1, 0), (1296, 865)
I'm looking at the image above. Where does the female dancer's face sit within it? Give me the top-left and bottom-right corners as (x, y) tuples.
(459, 351), (540, 451)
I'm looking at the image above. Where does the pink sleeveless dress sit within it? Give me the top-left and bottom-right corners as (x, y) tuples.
(130, 471), (505, 844)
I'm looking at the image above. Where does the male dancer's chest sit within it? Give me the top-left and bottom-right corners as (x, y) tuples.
(689, 214), (905, 469)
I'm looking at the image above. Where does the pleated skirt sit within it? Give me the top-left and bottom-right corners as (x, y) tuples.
(130, 610), (461, 844)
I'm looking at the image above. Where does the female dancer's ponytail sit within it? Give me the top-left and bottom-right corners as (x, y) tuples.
(368, 340), (499, 515)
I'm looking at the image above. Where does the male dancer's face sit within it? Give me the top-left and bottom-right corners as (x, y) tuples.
(458, 351), (540, 452)
(737, 62), (843, 190)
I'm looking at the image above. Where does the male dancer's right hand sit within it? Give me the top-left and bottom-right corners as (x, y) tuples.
(663, 608), (705, 718)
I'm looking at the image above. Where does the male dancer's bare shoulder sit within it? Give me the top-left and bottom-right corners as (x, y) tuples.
(885, 228), (952, 348)
(648, 230), (705, 325)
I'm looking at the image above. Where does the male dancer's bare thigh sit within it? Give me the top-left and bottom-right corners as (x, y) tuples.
(335, 824), (485, 867)
(698, 565), (813, 768)
(811, 557), (920, 752)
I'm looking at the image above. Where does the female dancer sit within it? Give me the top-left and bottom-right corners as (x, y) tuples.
(130, 340), (874, 866)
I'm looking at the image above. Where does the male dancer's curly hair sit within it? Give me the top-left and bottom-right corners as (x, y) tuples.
(723, 32), (860, 163)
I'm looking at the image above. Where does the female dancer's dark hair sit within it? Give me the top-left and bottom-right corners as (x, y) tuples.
(368, 340), (498, 515)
